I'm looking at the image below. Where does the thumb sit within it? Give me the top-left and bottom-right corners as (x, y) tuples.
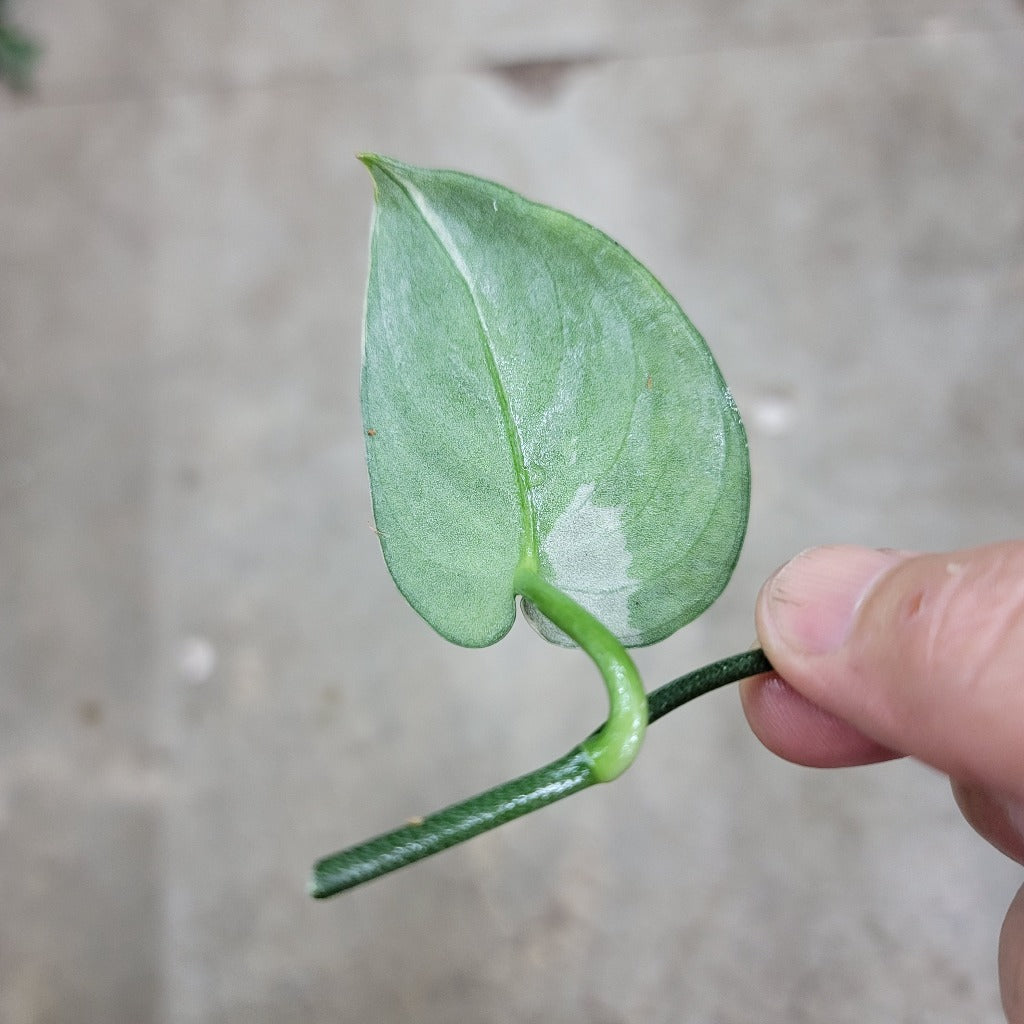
(750, 542), (1024, 1022)
(753, 542), (1024, 801)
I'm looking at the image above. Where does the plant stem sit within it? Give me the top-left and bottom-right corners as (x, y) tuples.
(309, 646), (772, 899)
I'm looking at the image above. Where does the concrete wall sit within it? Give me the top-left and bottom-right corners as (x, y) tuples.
(2, 3), (1023, 1021)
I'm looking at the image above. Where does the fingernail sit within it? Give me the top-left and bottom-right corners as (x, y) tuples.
(762, 546), (906, 655)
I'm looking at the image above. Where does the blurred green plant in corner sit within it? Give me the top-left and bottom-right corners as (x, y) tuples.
(0, 0), (41, 91)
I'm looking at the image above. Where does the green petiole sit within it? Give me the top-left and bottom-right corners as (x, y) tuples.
(513, 565), (648, 783)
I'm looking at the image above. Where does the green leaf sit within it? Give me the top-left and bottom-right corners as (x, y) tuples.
(359, 155), (749, 649)
(0, 13), (41, 92)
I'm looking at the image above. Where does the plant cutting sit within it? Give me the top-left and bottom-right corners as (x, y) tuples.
(310, 155), (771, 899)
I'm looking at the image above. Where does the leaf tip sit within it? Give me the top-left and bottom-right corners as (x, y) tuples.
(357, 153), (410, 200)
(357, 152), (407, 178)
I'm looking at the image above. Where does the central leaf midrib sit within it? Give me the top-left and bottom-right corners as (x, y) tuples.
(385, 167), (539, 570)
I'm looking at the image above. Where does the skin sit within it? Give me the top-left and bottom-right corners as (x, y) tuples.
(741, 542), (1024, 1022)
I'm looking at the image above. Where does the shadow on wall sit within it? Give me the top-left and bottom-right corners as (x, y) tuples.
(483, 51), (607, 105)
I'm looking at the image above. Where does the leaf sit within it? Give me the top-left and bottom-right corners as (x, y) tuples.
(359, 155), (749, 649)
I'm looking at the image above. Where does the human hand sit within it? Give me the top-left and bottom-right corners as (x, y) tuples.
(741, 543), (1024, 1023)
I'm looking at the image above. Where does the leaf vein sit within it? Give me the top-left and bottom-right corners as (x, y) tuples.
(388, 170), (538, 569)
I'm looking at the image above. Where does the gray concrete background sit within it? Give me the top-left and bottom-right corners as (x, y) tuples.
(2, 2), (1023, 1022)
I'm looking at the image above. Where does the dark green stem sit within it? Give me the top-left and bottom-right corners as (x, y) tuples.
(310, 646), (772, 899)
(310, 750), (592, 897)
(648, 648), (771, 723)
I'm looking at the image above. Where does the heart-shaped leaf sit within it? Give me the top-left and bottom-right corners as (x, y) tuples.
(360, 155), (749, 649)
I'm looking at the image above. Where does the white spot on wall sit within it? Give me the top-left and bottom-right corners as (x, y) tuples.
(177, 636), (217, 685)
(749, 392), (797, 437)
